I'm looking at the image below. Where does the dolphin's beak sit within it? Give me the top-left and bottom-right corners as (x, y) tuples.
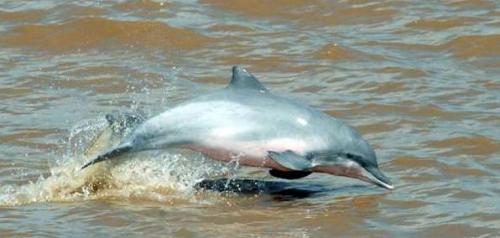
(361, 166), (394, 190)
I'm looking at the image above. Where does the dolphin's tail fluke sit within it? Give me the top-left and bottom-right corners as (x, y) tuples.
(81, 144), (133, 170)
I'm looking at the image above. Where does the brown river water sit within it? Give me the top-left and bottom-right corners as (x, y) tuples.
(0, 0), (499, 237)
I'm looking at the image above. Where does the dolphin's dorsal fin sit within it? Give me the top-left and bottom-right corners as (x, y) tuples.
(228, 66), (268, 92)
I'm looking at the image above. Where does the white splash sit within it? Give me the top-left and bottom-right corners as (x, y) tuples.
(0, 117), (235, 206)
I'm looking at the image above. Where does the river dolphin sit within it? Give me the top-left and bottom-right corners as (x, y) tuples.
(83, 112), (145, 158)
(82, 66), (394, 190)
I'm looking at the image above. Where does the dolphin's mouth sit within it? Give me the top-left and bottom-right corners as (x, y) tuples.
(312, 164), (394, 190)
(361, 166), (394, 190)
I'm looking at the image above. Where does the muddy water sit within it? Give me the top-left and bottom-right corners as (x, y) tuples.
(0, 0), (499, 237)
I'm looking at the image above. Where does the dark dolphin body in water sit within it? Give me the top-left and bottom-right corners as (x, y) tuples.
(82, 66), (393, 190)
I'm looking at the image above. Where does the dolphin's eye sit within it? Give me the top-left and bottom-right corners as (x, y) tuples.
(344, 153), (368, 167)
(345, 153), (360, 160)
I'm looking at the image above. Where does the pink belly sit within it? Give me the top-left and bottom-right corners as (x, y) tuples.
(181, 144), (292, 171)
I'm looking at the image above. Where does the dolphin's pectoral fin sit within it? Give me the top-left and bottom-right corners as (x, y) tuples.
(227, 66), (268, 92)
(269, 169), (312, 179)
(268, 150), (312, 171)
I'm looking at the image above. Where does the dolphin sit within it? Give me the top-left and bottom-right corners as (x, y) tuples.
(82, 66), (394, 190)
(83, 111), (145, 158)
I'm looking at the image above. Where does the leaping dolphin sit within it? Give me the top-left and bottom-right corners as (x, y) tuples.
(82, 66), (394, 190)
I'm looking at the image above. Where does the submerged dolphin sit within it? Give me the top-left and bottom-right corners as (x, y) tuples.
(82, 66), (394, 189)
(83, 112), (145, 158)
